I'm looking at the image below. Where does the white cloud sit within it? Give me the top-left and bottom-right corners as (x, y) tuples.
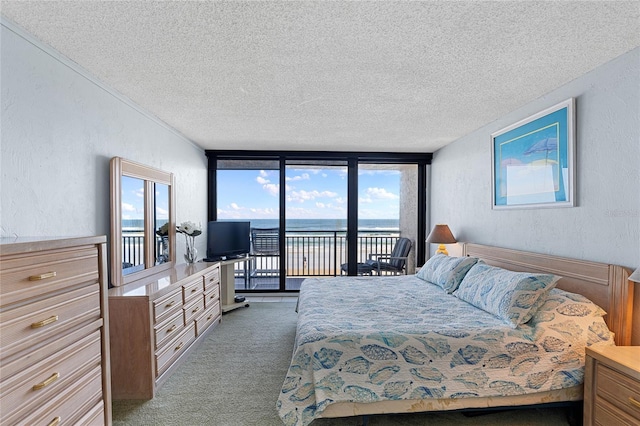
(315, 202), (325, 208)
(122, 202), (136, 212)
(218, 206), (277, 220)
(156, 206), (168, 218)
(263, 183), (279, 196)
(259, 170), (269, 177)
(287, 189), (338, 203)
(256, 176), (270, 185)
(286, 173), (310, 182)
(366, 187), (399, 200)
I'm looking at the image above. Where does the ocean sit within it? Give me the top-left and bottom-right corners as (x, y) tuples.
(123, 218), (399, 232)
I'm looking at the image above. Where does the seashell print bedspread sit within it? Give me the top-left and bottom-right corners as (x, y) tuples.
(277, 275), (614, 426)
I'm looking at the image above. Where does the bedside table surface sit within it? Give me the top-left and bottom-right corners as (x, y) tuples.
(586, 346), (640, 381)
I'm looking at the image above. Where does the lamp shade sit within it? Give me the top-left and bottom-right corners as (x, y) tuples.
(629, 267), (640, 283)
(426, 224), (457, 244)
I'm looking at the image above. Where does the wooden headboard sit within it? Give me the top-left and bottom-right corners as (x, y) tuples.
(462, 243), (635, 346)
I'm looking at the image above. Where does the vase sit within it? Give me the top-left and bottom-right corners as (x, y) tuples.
(185, 246), (197, 264)
(184, 235), (198, 264)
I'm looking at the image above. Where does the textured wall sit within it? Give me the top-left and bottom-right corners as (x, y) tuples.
(430, 47), (639, 269)
(399, 165), (418, 272)
(0, 23), (209, 259)
(430, 48), (640, 344)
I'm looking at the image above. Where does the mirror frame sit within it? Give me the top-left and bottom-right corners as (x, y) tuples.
(110, 157), (176, 287)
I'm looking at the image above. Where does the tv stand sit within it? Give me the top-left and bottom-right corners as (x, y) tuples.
(219, 256), (253, 313)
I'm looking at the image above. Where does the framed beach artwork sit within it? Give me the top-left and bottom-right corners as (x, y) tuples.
(491, 98), (575, 209)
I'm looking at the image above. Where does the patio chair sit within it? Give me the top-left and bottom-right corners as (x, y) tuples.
(249, 228), (280, 285)
(365, 237), (412, 275)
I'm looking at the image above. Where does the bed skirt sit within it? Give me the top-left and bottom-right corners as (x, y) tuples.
(318, 385), (582, 418)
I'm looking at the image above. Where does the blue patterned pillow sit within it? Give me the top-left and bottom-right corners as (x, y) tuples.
(454, 261), (560, 328)
(416, 254), (478, 293)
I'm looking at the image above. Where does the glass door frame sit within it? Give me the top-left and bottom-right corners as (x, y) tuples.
(207, 150), (431, 292)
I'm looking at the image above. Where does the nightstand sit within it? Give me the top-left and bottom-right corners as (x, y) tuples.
(584, 346), (640, 425)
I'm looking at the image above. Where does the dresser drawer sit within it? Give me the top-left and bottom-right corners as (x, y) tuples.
(154, 311), (185, 350)
(596, 363), (640, 420)
(155, 323), (196, 376)
(152, 289), (183, 324)
(204, 286), (220, 308)
(182, 278), (203, 304)
(75, 400), (105, 425)
(0, 246), (99, 307)
(203, 267), (220, 292)
(195, 302), (220, 335)
(1, 320), (102, 381)
(183, 297), (205, 325)
(0, 331), (101, 424)
(0, 284), (101, 359)
(11, 365), (103, 426)
(594, 396), (639, 426)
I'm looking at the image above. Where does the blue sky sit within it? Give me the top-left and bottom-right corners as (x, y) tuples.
(217, 167), (400, 220)
(121, 176), (169, 222)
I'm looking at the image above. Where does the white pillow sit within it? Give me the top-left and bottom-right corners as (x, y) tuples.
(416, 254), (478, 293)
(454, 261), (560, 328)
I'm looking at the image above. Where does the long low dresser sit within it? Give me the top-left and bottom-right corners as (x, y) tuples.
(108, 261), (221, 399)
(0, 236), (111, 425)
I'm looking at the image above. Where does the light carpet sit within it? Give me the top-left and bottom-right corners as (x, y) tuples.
(112, 302), (572, 425)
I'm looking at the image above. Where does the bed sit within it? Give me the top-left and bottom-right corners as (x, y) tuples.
(277, 243), (634, 426)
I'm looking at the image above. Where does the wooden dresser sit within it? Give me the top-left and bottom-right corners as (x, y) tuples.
(0, 236), (111, 425)
(584, 345), (640, 425)
(108, 261), (221, 399)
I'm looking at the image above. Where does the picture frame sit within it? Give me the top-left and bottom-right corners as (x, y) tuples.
(491, 98), (575, 210)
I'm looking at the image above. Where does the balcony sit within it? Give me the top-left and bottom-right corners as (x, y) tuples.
(121, 229), (401, 291)
(234, 229), (400, 291)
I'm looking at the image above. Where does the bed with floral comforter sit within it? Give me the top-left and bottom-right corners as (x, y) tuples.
(277, 274), (614, 426)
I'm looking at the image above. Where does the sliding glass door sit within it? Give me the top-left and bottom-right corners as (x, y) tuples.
(285, 162), (347, 290)
(208, 151), (430, 292)
(358, 164), (418, 274)
(216, 159), (281, 291)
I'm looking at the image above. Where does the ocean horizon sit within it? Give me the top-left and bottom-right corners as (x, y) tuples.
(124, 218), (399, 232)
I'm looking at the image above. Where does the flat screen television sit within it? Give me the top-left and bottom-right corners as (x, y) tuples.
(205, 221), (251, 261)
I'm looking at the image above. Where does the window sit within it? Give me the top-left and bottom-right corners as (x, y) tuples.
(207, 151), (430, 292)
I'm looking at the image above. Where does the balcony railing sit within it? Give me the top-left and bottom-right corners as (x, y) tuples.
(121, 229), (400, 278)
(239, 230), (400, 279)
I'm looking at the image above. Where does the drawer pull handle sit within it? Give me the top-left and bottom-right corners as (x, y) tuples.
(165, 301), (176, 308)
(33, 372), (60, 390)
(207, 315), (213, 320)
(191, 288), (198, 293)
(29, 271), (57, 281)
(31, 315), (58, 328)
(192, 307), (200, 313)
(629, 397), (640, 409)
(47, 417), (61, 426)
(175, 342), (184, 351)
(166, 325), (177, 333)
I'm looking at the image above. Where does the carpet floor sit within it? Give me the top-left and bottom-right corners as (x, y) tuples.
(112, 302), (572, 425)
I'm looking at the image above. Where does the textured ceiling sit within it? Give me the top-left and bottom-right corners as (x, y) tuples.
(2, 1), (639, 153)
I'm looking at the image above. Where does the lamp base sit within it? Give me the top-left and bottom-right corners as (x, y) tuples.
(435, 244), (449, 256)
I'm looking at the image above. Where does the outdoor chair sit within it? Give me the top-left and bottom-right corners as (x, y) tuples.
(365, 237), (412, 275)
(249, 228), (280, 285)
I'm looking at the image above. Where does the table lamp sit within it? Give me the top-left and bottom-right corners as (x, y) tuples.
(426, 224), (457, 256)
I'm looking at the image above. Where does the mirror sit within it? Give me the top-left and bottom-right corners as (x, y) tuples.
(110, 157), (175, 287)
